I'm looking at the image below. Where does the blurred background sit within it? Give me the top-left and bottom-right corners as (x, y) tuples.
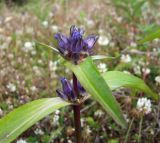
(0, 0), (160, 142)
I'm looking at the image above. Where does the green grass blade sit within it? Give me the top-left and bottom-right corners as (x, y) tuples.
(102, 71), (158, 100)
(138, 28), (160, 44)
(66, 58), (127, 128)
(0, 98), (70, 143)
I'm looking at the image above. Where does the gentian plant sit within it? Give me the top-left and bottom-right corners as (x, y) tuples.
(0, 26), (158, 143)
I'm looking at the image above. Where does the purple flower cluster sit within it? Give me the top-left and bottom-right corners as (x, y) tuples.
(56, 77), (85, 102)
(54, 25), (98, 63)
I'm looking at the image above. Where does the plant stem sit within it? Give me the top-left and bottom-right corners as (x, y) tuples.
(72, 73), (81, 143)
(138, 115), (143, 143)
(124, 118), (134, 143)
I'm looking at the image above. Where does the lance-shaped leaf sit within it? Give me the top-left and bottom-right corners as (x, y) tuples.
(66, 57), (127, 128)
(0, 97), (70, 143)
(102, 71), (158, 100)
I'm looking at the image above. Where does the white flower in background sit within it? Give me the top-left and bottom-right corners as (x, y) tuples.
(94, 110), (105, 118)
(49, 61), (58, 71)
(34, 128), (44, 135)
(97, 63), (107, 73)
(85, 126), (92, 135)
(22, 42), (35, 53)
(80, 118), (85, 127)
(33, 66), (41, 76)
(16, 139), (27, 143)
(42, 21), (49, 28)
(130, 42), (137, 47)
(142, 68), (151, 75)
(133, 65), (141, 75)
(55, 110), (60, 115)
(136, 97), (152, 114)
(85, 18), (94, 27)
(51, 25), (59, 32)
(155, 76), (160, 84)
(53, 111), (60, 126)
(0, 108), (3, 116)
(98, 35), (109, 46)
(121, 54), (132, 63)
(7, 83), (16, 92)
(30, 86), (37, 92)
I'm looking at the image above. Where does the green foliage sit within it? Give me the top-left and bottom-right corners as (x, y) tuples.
(0, 98), (70, 143)
(66, 57), (127, 128)
(102, 71), (158, 100)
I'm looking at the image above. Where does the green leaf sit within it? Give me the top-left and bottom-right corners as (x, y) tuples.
(138, 28), (160, 44)
(91, 55), (117, 60)
(102, 71), (158, 100)
(36, 42), (59, 54)
(0, 98), (70, 143)
(66, 58), (127, 128)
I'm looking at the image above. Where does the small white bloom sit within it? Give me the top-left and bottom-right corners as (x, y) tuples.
(49, 61), (57, 71)
(85, 126), (92, 135)
(34, 128), (44, 135)
(130, 42), (137, 47)
(121, 54), (132, 63)
(30, 86), (37, 92)
(142, 68), (151, 75)
(33, 66), (41, 76)
(94, 110), (105, 118)
(16, 139), (27, 143)
(133, 65), (141, 75)
(137, 97), (152, 114)
(98, 35), (109, 46)
(53, 114), (59, 126)
(55, 110), (60, 115)
(51, 25), (59, 32)
(23, 42), (34, 53)
(7, 83), (16, 92)
(155, 76), (160, 84)
(97, 63), (107, 73)
(85, 19), (94, 27)
(42, 21), (49, 28)
(80, 118), (85, 127)
(0, 108), (3, 116)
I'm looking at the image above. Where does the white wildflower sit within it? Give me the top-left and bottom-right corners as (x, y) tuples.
(7, 83), (16, 92)
(97, 63), (107, 73)
(130, 42), (137, 47)
(133, 65), (141, 75)
(155, 76), (160, 84)
(85, 126), (92, 135)
(0, 108), (3, 116)
(42, 21), (49, 28)
(142, 68), (151, 75)
(34, 128), (44, 135)
(33, 66), (41, 76)
(94, 110), (105, 118)
(51, 25), (59, 32)
(80, 118), (85, 127)
(22, 42), (34, 53)
(55, 110), (60, 115)
(53, 114), (59, 126)
(98, 35), (109, 46)
(16, 139), (27, 143)
(49, 61), (57, 71)
(30, 86), (37, 92)
(137, 97), (152, 114)
(85, 19), (94, 27)
(121, 54), (132, 63)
